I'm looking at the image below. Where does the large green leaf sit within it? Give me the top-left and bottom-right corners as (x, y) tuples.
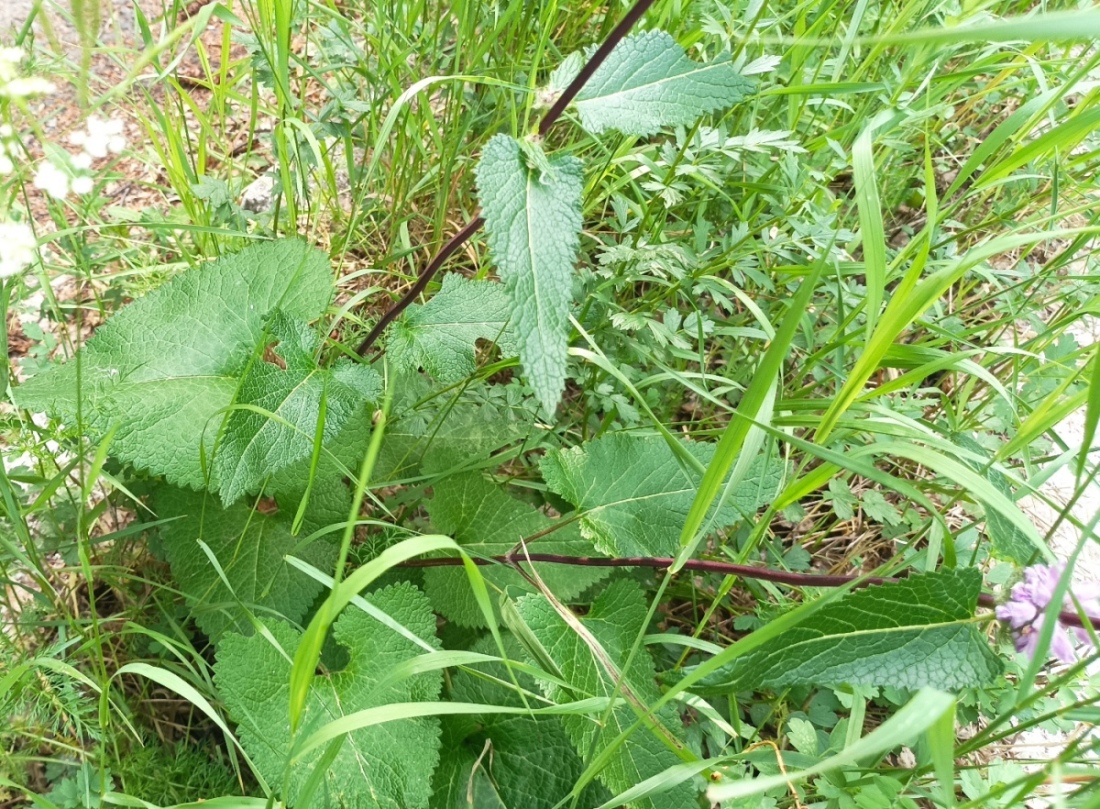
(540, 433), (779, 557)
(214, 310), (380, 504)
(516, 581), (698, 809)
(373, 387), (532, 483)
(388, 274), (517, 384)
(154, 484), (340, 641)
(430, 637), (605, 809)
(688, 569), (1002, 694)
(475, 135), (583, 416)
(15, 240), (334, 490)
(557, 30), (754, 136)
(423, 472), (610, 627)
(215, 583), (443, 809)
(431, 745), (508, 809)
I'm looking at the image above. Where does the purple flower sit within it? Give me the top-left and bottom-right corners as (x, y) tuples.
(996, 564), (1100, 662)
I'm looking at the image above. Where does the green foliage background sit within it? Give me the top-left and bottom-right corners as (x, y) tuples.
(2, 0), (1100, 807)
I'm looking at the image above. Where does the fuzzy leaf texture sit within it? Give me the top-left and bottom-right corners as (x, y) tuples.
(214, 309), (381, 504)
(516, 581), (697, 809)
(475, 135), (583, 416)
(423, 472), (610, 627)
(541, 434), (780, 557)
(14, 240), (333, 490)
(374, 398), (529, 483)
(689, 569), (1002, 694)
(389, 274), (517, 384)
(153, 484), (341, 641)
(430, 636), (605, 809)
(215, 583), (443, 809)
(329, 372), (531, 484)
(553, 30), (755, 136)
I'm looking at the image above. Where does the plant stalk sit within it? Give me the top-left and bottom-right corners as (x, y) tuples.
(400, 553), (1095, 631)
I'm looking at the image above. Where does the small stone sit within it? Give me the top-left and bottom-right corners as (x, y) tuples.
(240, 173), (276, 213)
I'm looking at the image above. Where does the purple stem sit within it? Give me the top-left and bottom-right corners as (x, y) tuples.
(356, 217), (483, 356)
(401, 552), (1093, 631)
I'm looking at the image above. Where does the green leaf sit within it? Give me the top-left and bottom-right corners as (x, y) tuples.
(564, 30), (754, 136)
(215, 582), (443, 809)
(708, 689), (956, 803)
(516, 581), (698, 809)
(214, 310), (381, 504)
(430, 745), (508, 809)
(860, 490), (902, 526)
(953, 433), (1033, 564)
(689, 569), (1002, 694)
(476, 135), (583, 416)
(388, 275), (516, 384)
(540, 434), (778, 557)
(153, 485), (339, 640)
(423, 473), (610, 627)
(373, 387), (531, 483)
(825, 478), (857, 521)
(430, 637), (605, 809)
(15, 240), (333, 490)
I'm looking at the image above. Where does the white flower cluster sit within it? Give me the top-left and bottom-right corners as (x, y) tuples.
(70, 116), (126, 160)
(32, 115), (128, 199)
(0, 219), (38, 278)
(0, 46), (55, 99)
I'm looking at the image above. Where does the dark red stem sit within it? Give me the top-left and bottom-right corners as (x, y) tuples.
(537, 0), (659, 137)
(401, 553), (1094, 631)
(354, 0), (659, 356)
(356, 217), (483, 355)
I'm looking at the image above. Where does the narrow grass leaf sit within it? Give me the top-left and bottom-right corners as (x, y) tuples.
(708, 689), (955, 801)
(1078, 347), (1100, 481)
(111, 662), (266, 791)
(928, 702), (958, 808)
(676, 262), (823, 568)
(853, 119), (888, 339)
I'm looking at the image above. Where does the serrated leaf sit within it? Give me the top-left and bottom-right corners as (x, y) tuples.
(313, 375), (532, 488)
(569, 30), (754, 136)
(214, 310), (381, 504)
(825, 478), (857, 521)
(374, 386), (532, 483)
(548, 51), (582, 92)
(476, 135), (583, 416)
(540, 434), (779, 557)
(15, 240), (333, 490)
(860, 490), (902, 526)
(516, 581), (697, 809)
(154, 485), (339, 640)
(953, 433), (1033, 564)
(423, 473), (610, 627)
(690, 569), (1002, 694)
(786, 717), (820, 757)
(430, 636), (605, 809)
(215, 583), (443, 809)
(388, 275), (516, 384)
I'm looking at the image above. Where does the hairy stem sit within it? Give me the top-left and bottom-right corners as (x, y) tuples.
(355, 0), (658, 356)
